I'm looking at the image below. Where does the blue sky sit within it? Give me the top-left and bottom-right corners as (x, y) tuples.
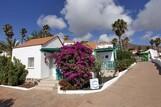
(0, 0), (160, 45)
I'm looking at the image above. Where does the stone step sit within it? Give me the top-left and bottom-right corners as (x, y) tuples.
(42, 77), (56, 81)
(42, 78), (55, 81)
(34, 79), (58, 91)
(38, 84), (55, 87)
(40, 80), (58, 84)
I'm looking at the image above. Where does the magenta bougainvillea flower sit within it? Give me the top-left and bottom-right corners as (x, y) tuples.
(48, 42), (95, 89)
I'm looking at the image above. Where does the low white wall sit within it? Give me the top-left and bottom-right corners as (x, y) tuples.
(148, 49), (159, 59)
(0, 85), (35, 91)
(152, 58), (161, 67)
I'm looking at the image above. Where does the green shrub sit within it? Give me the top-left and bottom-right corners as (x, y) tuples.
(0, 56), (10, 84)
(92, 59), (102, 82)
(0, 56), (28, 86)
(116, 50), (135, 71)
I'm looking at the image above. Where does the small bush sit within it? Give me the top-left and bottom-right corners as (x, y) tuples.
(116, 50), (135, 71)
(0, 56), (28, 86)
(59, 80), (75, 90)
(92, 59), (102, 82)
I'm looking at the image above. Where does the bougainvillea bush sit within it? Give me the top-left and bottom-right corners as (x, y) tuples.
(50, 42), (95, 90)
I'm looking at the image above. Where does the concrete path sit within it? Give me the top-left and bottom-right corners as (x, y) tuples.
(0, 62), (161, 107)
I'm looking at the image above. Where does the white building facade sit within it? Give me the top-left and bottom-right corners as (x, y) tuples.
(12, 36), (63, 80)
(94, 42), (117, 71)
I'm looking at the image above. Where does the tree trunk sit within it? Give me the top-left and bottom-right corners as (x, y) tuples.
(119, 36), (122, 49)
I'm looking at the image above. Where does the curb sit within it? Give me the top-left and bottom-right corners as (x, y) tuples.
(0, 85), (35, 91)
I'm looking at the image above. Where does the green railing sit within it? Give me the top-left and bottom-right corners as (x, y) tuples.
(101, 61), (115, 70)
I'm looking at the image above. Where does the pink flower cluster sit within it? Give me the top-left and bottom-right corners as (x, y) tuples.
(50, 42), (95, 89)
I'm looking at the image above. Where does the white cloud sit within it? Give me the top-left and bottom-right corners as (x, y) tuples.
(143, 31), (153, 40)
(55, 32), (65, 38)
(37, 15), (66, 29)
(98, 34), (115, 42)
(62, 0), (132, 35)
(124, 27), (135, 37)
(133, 0), (161, 31)
(143, 31), (160, 40)
(73, 33), (92, 41)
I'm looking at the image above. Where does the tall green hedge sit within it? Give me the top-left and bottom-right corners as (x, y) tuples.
(0, 56), (28, 86)
(116, 50), (136, 71)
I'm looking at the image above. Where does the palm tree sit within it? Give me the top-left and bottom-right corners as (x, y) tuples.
(111, 38), (118, 47)
(154, 38), (161, 53)
(20, 28), (27, 44)
(149, 39), (154, 49)
(123, 37), (129, 49)
(112, 19), (128, 49)
(27, 25), (52, 40)
(42, 24), (51, 37)
(3, 24), (14, 39)
(1, 24), (19, 57)
(0, 38), (19, 57)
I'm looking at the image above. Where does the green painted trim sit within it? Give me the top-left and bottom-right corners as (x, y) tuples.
(94, 48), (114, 52)
(40, 48), (60, 52)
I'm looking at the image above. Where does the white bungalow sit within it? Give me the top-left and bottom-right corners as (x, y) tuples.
(94, 41), (117, 72)
(12, 36), (63, 80)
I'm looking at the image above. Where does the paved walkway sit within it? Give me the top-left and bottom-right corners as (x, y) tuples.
(0, 62), (161, 107)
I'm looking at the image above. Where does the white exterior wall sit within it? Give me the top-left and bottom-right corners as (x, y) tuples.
(64, 42), (74, 46)
(40, 53), (58, 80)
(12, 38), (63, 79)
(40, 53), (51, 79)
(97, 44), (113, 49)
(43, 38), (63, 48)
(97, 51), (114, 62)
(41, 38), (63, 79)
(12, 45), (42, 79)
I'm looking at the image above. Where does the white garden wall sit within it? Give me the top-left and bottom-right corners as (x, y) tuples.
(152, 58), (161, 67)
(147, 49), (159, 59)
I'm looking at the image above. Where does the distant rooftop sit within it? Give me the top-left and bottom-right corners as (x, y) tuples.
(81, 41), (97, 50)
